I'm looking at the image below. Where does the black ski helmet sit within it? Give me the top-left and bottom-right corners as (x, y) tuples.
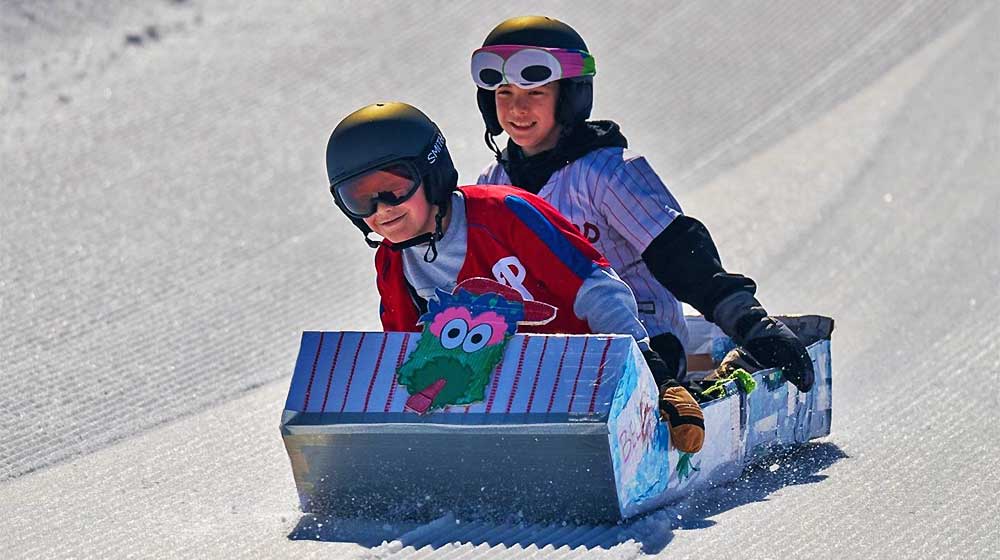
(326, 102), (458, 246)
(475, 15), (594, 137)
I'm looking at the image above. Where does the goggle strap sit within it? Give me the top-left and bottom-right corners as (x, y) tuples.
(363, 232), (382, 249)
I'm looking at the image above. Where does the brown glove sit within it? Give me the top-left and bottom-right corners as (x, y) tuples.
(659, 381), (705, 453)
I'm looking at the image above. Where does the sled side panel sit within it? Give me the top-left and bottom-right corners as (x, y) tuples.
(745, 338), (833, 462)
(804, 339), (833, 439)
(657, 387), (745, 506)
(607, 344), (671, 518)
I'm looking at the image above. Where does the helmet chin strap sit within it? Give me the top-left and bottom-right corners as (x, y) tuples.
(485, 130), (503, 161)
(421, 209), (446, 263)
(366, 200), (449, 263)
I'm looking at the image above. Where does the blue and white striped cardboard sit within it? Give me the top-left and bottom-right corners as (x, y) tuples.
(283, 332), (634, 421)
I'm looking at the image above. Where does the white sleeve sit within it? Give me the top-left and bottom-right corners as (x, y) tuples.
(476, 162), (504, 185)
(572, 266), (652, 351)
(598, 156), (683, 253)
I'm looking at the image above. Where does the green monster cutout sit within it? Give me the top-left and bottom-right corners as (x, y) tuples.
(399, 278), (556, 414)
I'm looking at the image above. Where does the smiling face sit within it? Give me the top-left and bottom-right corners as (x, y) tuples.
(495, 81), (562, 156)
(361, 183), (438, 243)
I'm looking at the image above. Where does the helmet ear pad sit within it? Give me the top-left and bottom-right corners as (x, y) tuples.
(556, 77), (593, 130)
(422, 147), (460, 207)
(477, 88), (504, 136)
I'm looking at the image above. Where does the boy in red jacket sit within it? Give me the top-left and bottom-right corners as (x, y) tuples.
(326, 101), (704, 453)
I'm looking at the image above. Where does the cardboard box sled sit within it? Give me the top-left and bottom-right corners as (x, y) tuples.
(280, 315), (833, 523)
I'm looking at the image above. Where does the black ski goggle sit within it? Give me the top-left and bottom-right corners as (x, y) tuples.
(331, 162), (422, 219)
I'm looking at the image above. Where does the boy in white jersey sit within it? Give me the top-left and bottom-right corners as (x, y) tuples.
(470, 16), (815, 393)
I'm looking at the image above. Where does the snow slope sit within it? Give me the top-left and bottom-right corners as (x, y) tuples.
(2, 1), (997, 558)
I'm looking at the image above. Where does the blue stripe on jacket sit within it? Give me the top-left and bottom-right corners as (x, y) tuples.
(504, 194), (597, 280)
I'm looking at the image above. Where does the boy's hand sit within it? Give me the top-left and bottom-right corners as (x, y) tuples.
(642, 348), (683, 387)
(658, 381), (705, 453)
(713, 292), (815, 393)
(740, 315), (815, 392)
(641, 349), (704, 453)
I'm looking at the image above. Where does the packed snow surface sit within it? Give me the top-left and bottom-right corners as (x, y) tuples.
(2, 1), (997, 558)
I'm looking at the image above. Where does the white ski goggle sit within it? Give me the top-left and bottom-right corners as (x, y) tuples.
(471, 45), (596, 90)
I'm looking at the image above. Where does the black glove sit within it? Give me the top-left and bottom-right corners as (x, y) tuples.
(740, 315), (814, 392)
(712, 292), (815, 392)
(638, 215), (814, 392)
(644, 333), (687, 386)
(734, 311), (814, 391)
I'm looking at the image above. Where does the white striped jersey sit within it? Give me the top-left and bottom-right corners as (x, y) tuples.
(477, 147), (690, 348)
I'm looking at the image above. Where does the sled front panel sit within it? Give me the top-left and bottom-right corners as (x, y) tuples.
(282, 425), (620, 522)
(281, 331), (638, 523)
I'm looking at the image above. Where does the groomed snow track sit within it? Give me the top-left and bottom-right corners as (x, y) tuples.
(2, 1), (997, 558)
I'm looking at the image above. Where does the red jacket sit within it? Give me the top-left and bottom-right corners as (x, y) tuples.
(376, 185), (611, 334)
